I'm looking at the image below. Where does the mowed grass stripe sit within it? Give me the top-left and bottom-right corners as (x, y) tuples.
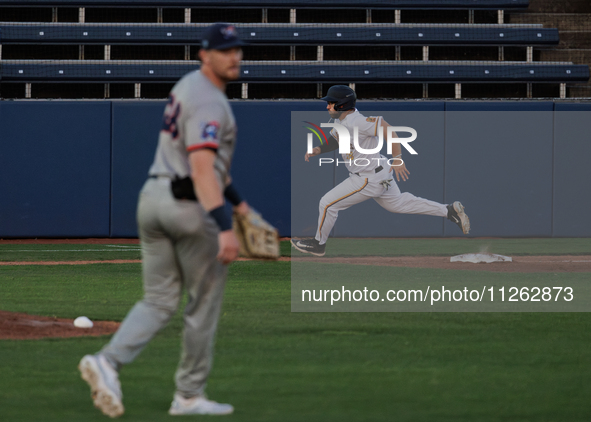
(0, 244), (142, 262)
(0, 241), (293, 262)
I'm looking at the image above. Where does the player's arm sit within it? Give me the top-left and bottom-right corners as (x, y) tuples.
(305, 135), (339, 162)
(381, 119), (410, 182)
(224, 175), (250, 216)
(189, 150), (239, 264)
(190, 150), (223, 210)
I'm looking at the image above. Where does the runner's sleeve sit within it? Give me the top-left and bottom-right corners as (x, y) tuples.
(318, 135), (339, 153)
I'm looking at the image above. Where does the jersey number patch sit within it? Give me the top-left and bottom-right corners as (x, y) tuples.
(162, 95), (181, 139)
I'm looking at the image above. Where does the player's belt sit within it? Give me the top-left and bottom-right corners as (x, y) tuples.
(149, 175), (199, 201)
(354, 165), (383, 176)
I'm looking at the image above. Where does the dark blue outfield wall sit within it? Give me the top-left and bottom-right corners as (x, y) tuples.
(0, 100), (590, 238)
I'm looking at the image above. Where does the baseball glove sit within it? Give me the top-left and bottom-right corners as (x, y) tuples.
(233, 209), (280, 260)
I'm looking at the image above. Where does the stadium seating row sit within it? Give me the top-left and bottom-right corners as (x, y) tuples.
(3, 60), (588, 83)
(0, 23), (559, 46)
(0, 0), (530, 10)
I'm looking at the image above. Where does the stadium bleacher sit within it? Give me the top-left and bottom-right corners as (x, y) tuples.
(0, 22), (560, 45)
(0, 0), (589, 99)
(3, 60), (586, 83)
(0, 0), (531, 9)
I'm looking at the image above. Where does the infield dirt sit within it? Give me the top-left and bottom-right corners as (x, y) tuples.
(0, 310), (120, 340)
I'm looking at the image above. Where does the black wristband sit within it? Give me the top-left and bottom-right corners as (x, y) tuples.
(318, 135), (339, 154)
(224, 183), (243, 206)
(209, 205), (232, 231)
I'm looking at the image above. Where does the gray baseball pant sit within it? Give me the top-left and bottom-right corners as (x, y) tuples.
(100, 177), (227, 398)
(315, 169), (448, 244)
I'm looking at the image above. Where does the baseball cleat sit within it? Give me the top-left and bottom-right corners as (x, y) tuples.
(290, 238), (326, 257)
(79, 354), (124, 418)
(447, 201), (470, 234)
(168, 393), (234, 415)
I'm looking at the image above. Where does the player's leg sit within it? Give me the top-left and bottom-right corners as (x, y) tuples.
(99, 233), (182, 367)
(169, 209), (233, 415)
(100, 181), (183, 368)
(316, 176), (375, 242)
(80, 179), (183, 418)
(292, 175), (376, 255)
(292, 175), (373, 255)
(374, 177), (470, 233)
(374, 182), (448, 217)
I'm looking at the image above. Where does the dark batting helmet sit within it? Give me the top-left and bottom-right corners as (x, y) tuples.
(320, 85), (356, 111)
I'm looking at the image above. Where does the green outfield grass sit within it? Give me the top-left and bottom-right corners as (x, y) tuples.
(0, 243), (142, 262)
(2, 238), (589, 263)
(0, 241), (293, 262)
(0, 241), (590, 421)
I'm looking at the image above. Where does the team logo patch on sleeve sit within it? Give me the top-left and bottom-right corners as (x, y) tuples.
(366, 117), (377, 122)
(201, 121), (220, 141)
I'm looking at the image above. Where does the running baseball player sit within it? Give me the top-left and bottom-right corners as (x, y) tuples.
(291, 85), (470, 257)
(79, 23), (248, 417)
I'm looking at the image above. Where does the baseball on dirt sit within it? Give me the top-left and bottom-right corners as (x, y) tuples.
(73, 316), (93, 328)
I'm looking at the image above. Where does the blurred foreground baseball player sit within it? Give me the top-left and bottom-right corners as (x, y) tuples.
(291, 85), (470, 257)
(79, 23), (249, 417)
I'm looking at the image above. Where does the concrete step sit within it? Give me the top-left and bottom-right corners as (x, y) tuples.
(527, 0), (591, 14)
(567, 85), (591, 97)
(558, 32), (591, 49)
(509, 13), (591, 30)
(537, 48), (591, 63)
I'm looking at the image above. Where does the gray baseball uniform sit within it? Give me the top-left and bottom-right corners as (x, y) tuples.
(100, 69), (237, 398)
